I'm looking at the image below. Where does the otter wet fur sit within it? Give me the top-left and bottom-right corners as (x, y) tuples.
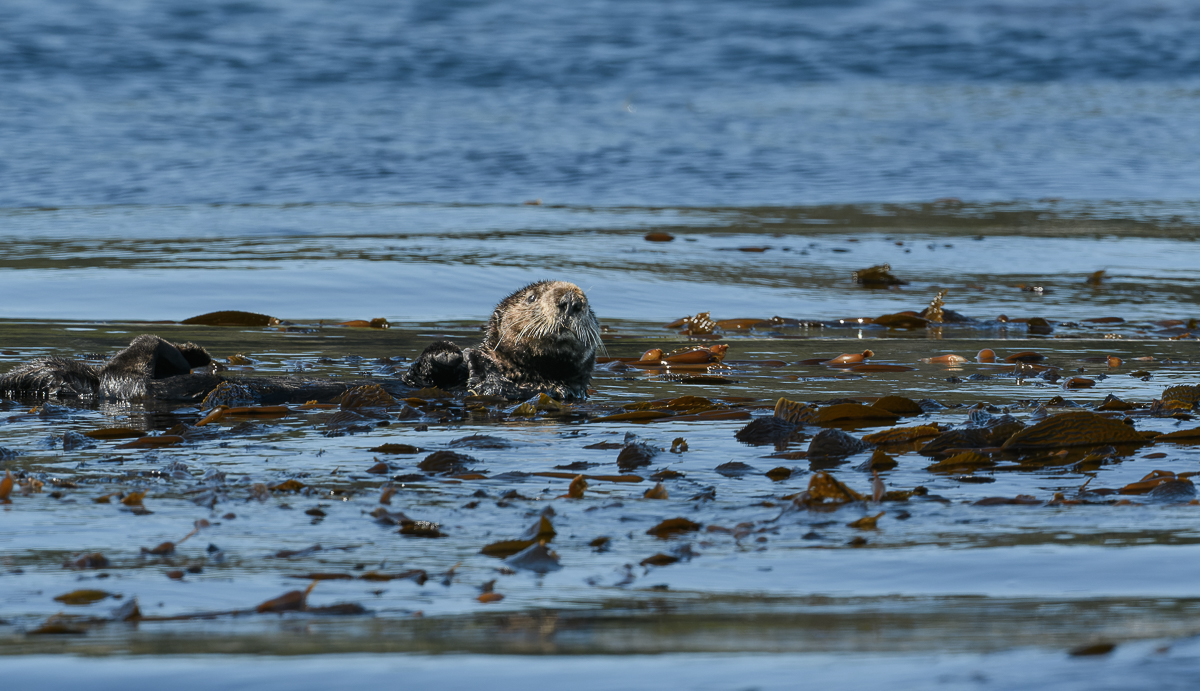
(0, 334), (219, 401)
(0, 334), (392, 405)
(403, 280), (601, 400)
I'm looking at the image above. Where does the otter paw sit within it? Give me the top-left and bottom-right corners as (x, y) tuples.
(403, 341), (469, 390)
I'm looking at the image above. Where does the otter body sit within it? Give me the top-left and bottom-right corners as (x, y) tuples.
(0, 335), (388, 405)
(403, 280), (600, 400)
(100, 334), (217, 399)
(0, 335), (220, 401)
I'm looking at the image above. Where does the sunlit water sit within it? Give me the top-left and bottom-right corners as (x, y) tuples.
(1, 202), (1198, 322)
(11, 645), (1200, 691)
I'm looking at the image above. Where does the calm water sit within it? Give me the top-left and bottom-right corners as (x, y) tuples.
(1, 202), (1198, 323)
(3, 1), (1200, 688)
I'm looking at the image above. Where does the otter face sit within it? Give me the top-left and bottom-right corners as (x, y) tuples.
(485, 281), (601, 362)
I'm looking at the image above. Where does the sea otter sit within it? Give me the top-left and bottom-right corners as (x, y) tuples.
(0, 334), (373, 405)
(0, 334), (221, 401)
(0, 282), (599, 404)
(402, 280), (600, 400)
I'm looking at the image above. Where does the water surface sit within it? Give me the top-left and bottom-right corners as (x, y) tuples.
(4, 0), (1200, 686)
(7, 1), (1200, 206)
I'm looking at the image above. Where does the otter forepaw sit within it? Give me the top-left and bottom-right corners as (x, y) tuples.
(402, 340), (469, 389)
(174, 341), (214, 369)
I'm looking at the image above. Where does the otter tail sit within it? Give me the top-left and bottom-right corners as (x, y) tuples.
(0, 357), (100, 398)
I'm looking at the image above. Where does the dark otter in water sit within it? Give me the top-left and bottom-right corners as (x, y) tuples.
(403, 280), (600, 400)
(0, 335), (220, 401)
(0, 334), (381, 405)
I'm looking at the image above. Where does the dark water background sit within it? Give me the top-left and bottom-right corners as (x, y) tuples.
(6, 0), (1200, 207)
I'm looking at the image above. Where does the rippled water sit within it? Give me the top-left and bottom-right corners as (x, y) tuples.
(5, 0), (1200, 206)
(4, 0), (1200, 687)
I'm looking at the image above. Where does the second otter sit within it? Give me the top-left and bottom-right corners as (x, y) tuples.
(0, 334), (219, 401)
(402, 280), (600, 400)
(0, 334), (381, 405)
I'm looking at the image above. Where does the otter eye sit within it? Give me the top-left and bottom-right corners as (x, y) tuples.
(526, 293), (537, 304)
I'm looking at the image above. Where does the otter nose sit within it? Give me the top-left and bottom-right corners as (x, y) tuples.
(557, 292), (583, 315)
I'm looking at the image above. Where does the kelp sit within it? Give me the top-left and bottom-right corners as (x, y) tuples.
(815, 403), (899, 426)
(181, 310), (280, 327)
(863, 425), (941, 445)
(926, 451), (994, 473)
(800, 471), (865, 504)
(1001, 412), (1146, 450)
(852, 264), (907, 288)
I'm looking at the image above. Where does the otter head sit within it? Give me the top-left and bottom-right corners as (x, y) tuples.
(484, 281), (601, 371)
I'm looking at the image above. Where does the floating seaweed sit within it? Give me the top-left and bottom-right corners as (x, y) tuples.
(852, 264), (908, 288)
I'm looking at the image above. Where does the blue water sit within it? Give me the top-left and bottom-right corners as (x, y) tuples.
(5, 0), (1200, 206)
(4, 3), (1200, 685)
(10, 647), (1200, 691)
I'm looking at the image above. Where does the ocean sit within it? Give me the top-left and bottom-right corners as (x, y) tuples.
(3, 2), (1200, 689)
